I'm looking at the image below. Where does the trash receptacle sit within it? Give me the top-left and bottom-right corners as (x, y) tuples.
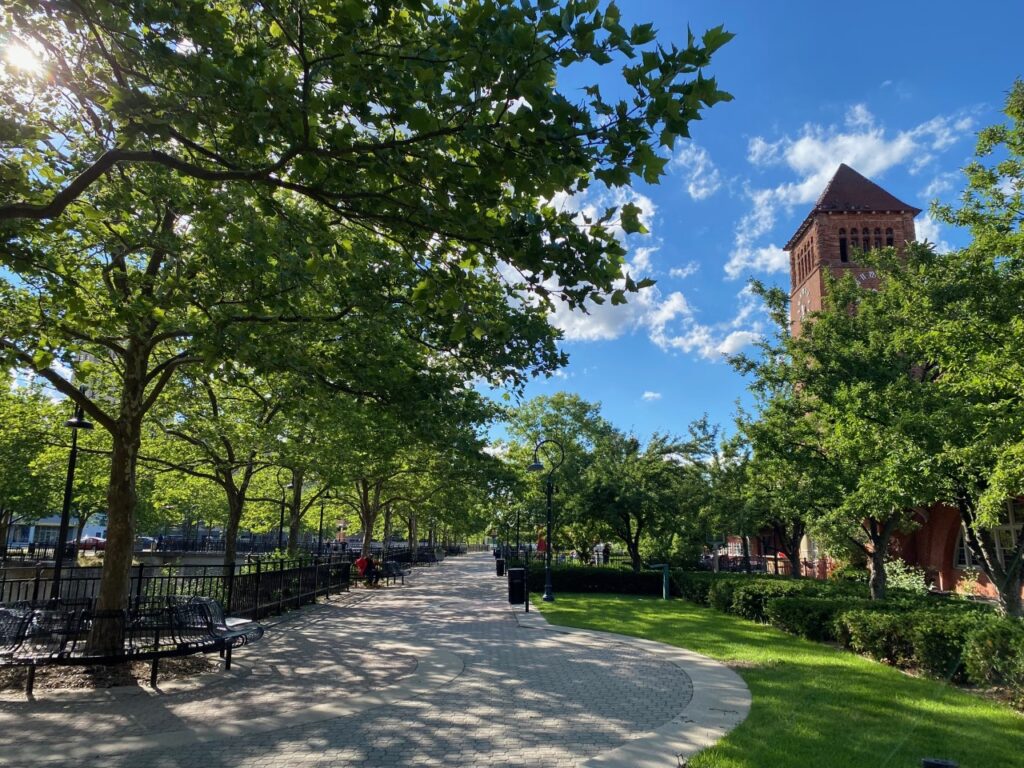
(507, 568), (525, 604)
(496, 558), (505, 577)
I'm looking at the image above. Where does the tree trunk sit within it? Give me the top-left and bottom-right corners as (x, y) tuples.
(627, 532), (642, 573)
(286, 469), (304, 558)
(958, 494), (1023, 618)
(382, 506), (393, 559)
(222, 487), (244, 580)
(0, 507), (10, 555)
(75, 508), (95, 543)
(786, 548), (802, 579)
(868, 546), (888, 600)
(90, 422), (141, 654)
(741, 535), (751, 573)
(409, 514), (418, 563)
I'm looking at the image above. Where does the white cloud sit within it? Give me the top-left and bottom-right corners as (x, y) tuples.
(668, 261), (700, 279)
(914, 213), (953, 253)
(747, 136), (784, 166)
(648, 287), (766, 360)
(727, 104), (975, 279)
(670, 143), (722, 200)
(846, 103), (874, 129)
(641, 391), (662, 401)
(921, 172), (958, 198)
(724, 244), (788, 280)
(548, 185), (656, 242)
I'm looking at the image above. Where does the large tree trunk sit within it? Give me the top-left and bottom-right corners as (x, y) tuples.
(773, 521), (805, 579)
(959, 495), (1024, 618)
(0, 507), (10, 555)
(90, 421), (141, 654)
(408, 514), (418, 563)
(222, 485), (244, 579)
(865, 516), (897, 601)
(868, 546), (888, 600)
(286, 469), (304, 558)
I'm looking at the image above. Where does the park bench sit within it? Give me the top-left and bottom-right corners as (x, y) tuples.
(0, 596), (263, 695)
(380, 561), (407, 586)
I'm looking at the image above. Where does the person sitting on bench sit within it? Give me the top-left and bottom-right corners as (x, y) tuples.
(355, 554), (380, 586)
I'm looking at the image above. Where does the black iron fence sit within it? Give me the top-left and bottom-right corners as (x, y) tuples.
(0, 557), (351, 620)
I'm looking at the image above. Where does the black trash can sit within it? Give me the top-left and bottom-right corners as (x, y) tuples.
(507, 568), (525, 605)
(496, 558), (505, 577)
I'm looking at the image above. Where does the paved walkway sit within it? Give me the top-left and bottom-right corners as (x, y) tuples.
(0, 554), (748, 767)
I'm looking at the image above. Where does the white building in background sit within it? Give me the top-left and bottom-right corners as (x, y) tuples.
(6, 514), (107, 547)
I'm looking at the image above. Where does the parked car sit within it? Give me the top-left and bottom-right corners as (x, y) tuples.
(78, 536), (106, 551)
(134, 536), (155, 550)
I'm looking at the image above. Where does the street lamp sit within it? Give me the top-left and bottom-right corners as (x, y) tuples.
(277, 469), (293, 552)
(317, 491), (334, 556)
(527, 437), (565, 602)
(51, 403), (94, 602)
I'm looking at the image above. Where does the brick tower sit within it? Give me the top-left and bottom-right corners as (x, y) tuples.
(784, 164), (920, 335)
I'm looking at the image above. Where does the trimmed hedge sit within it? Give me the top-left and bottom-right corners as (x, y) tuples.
(764, 596), (875, 642)
(835, 609), (917, 667)
(963, 618), (1024, 707)
(526, 564), (665, 596)
(672, 570), (1024, 703)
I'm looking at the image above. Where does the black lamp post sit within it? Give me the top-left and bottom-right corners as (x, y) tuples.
(527, 437), (565, 602)
(277, 469), (293, 552)
(51, 403), (94, 602)
(318, 492), (333, 556)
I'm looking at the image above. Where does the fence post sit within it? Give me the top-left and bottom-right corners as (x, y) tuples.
(135, 562), (145, 608)
(226, 562), (235, 614)
(278, 559), (285, 615)
(312, 556), (320, 603)
(32, 564), (42, 603)
(254, 559), (262, 620)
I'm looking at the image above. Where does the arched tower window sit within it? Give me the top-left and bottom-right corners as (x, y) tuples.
(874, 228), (882, 249)
(839, 228), (848, 262)
(885, 227), (894, 247)
(850, 229), (859, 252)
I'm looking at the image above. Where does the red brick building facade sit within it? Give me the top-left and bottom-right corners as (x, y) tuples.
(778, 164), (1020, 599)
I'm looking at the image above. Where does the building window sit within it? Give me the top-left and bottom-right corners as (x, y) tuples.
(874, 228), (882, 249)
(839, 229), (848, 262)
(885, 227), (894, 247)
(954, 500), (1024, 569)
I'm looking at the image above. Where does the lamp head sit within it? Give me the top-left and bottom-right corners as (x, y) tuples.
(527, 460), (544, 473)
(65, 416), (93, 430)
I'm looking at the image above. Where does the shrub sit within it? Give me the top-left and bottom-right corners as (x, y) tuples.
(829, 562), (868, 584)
(834, 609), (916, 667)
(671, 571), (735, 605)
(525, 564), (663, 596)
(963, 618), (1024, 706)
(708, 578), (740, 613)
(910, 610), (988, 681)
(765, 596), (874, 642)
(884, 559), (929, 594)
(730, 579), (825, 622)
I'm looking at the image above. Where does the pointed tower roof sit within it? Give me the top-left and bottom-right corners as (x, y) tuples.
(784, 164), (921, 249)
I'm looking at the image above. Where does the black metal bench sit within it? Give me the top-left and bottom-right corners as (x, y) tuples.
(380, 561), (407, 586)
(0, 596), (263, 695)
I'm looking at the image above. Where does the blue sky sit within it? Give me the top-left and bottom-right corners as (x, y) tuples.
(502, 0), (1023, 439)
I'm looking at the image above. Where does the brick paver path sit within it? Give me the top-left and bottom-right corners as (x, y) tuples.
(0, 554), (700, 767)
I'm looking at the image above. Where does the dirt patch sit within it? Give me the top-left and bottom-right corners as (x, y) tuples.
(0, 654), (220, 692)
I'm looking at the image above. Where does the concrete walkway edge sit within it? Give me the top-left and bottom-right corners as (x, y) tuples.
(514, 606), (751, 767)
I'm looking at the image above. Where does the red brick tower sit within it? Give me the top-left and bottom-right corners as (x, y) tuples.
(785, 164), (920, 335)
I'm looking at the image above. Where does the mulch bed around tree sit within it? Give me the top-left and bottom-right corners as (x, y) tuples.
(0, 655), (220, 692)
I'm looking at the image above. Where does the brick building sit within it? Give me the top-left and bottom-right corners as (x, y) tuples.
(767, 163), (1020, 598)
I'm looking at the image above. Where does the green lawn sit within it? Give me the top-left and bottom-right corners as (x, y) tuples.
(536, 594), (1023, 768)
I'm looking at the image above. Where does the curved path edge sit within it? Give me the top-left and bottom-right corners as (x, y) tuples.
(515, 607), (750, 767)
